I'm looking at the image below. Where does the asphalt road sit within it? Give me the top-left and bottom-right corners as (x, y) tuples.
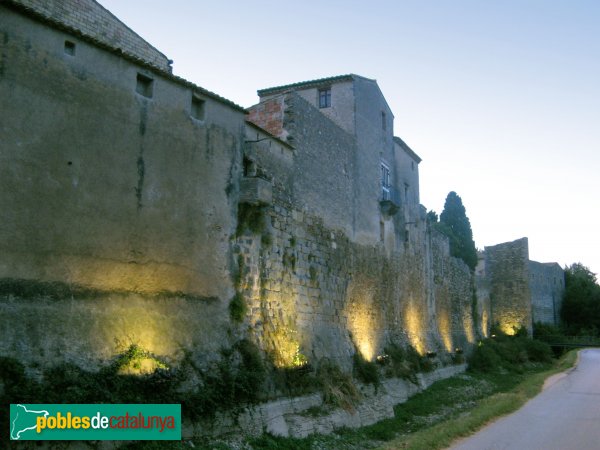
(448, 348), (600, 450)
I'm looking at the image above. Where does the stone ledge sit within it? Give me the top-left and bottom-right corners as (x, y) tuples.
(187, 363), (467, 440)
(240, 177), (273, 205)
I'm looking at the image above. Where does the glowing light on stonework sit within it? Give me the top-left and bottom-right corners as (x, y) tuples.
(347, 292), (379, 361)
(496, 313), (526, 336)
(269, 326), (305, 368)
(358, 340), (375, 362)
(463, 313), (475, 344)
(481, 308), (489, 337)
(500, 322), (518, 336)
(405, 303), (425, 355)
(437, 312), (453, 352)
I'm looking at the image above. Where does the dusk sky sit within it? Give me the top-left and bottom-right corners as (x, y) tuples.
(101, 0), (600, 276)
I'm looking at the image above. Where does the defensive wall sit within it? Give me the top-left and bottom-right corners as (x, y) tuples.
(0, 0), (565, 440)
(0, 2), (246, 369)
(0, 0), (478, 374)
(530, 261), (565, 325)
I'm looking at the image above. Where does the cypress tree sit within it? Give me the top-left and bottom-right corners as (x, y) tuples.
(439, 191), (478, 270)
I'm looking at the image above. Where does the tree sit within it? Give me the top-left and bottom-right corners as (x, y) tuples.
(426, 210), (438, 224)
(438, 191), (478, 271)
(561, 263), (600, 336)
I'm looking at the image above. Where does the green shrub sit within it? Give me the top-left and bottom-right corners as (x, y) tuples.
(353, 352), (380, 386)
(469, 329), (554, 373)
(317, 361), (360, 409)
(261, 232), (273, 247)
(1, 341), (269, 423)
(229, 292), (247, 322)
(236, 203), (266, 236)
(272, 364), (319, 397)
(468, 342), (503, 373)
(380, 343), (437, 382)
(522, 338), (553, 363)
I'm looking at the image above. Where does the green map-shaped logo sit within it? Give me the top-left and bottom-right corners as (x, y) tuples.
(10, 404), (49, 440)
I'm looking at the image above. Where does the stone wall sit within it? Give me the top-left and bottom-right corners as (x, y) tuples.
(0, 289), (230, 371)
(484, 238), (532, 334)
(0, 5), (245, 366)
(236, 126), (476, 369)
(529, 261), (565, 325)
(250, 77), (415, 249)
(249, 93), (358, 239)
(431, 231), (476, 352)
(0, 7), (485, 443)
(6, 0), (171, 71)
(190, 364), (466, 440)
(474, 253), (492, 337)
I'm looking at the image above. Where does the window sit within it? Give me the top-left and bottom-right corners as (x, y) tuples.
(318, 88), (331, 108)
(136, 73), (154, 98)
(64, 40), (76, 56)
(381, 162), (391, 200)
(191, 94), (206, 120)
(381, 111), (386, 130)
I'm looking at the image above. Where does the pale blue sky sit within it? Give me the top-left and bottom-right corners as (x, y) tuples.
(101, 0), (600, 276)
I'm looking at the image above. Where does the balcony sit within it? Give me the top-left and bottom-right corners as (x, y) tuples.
(239, 176), (272, 205)
(380, 186), (400, 216)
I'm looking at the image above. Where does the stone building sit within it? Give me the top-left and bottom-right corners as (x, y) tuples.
(530, 261), (565, 325)
(0, 0), (562, 388)
(247, 74), (423, 249)
(476, 238), (565, 335)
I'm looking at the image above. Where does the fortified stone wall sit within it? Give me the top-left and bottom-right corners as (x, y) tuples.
(0, 2), (566, 441)
(529, 261), (565, 325)
(484, 238), (533, 334)
(474, 253), (492, 337)
(1, 0), (480, 385)
(430, 231), (475, 352)
(238, 123), (476, 370)
(234, 204), (475, 370)
(0, 6), (245, 368)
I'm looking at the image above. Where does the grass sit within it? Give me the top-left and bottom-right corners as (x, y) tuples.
(192, 347), (577, 450)
(381, 349), (578, 450)
(177, 352), (572, 450)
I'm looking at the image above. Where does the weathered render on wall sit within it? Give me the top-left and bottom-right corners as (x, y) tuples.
(0, 3), (246, 367)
